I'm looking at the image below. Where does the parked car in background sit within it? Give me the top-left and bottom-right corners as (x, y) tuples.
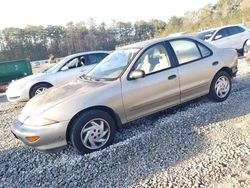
(6, 51), (110, 102)
(11, 36), (238, 154)
(196, 24), (250, 56)
(244, 39), (250, 56)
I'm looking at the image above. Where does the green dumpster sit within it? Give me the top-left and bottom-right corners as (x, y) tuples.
(0, 59), (33, 83)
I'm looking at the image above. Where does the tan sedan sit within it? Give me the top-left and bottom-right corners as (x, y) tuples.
(11, 36), (238, 154)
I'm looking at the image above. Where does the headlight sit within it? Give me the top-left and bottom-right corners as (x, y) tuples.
(24, 116), (58, 126)
(8, 82), (26, 91)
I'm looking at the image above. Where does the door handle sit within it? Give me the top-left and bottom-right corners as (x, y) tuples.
(212, 61), (219, 66)
(168, 75), (177, 80)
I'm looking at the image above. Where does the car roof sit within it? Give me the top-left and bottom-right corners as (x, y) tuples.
(66, 50), (110, 59)
(118, 35), (195, 49)
(198, 24), (246, 33)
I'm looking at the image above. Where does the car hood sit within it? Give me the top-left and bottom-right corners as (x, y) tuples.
(19, 78), (108, 122)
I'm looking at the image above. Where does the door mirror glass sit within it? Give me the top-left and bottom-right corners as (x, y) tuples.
(129, 70), (145, 80)
(61, 66), (69, 71)
(204, 34), (212, 40)
(214, 35), (222, 40)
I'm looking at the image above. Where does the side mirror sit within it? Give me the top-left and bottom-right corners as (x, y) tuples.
(129, 70), (145, 80)
(204, 34), (212, 40)
(61, 66), (69, 71)
(214, 35), (222, 40)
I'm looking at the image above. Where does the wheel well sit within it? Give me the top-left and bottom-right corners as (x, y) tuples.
(29, 82), (53, 98)
(66, 106), (123, 142)
(243, 39), (249, 48)
(217, 67), (233, 77)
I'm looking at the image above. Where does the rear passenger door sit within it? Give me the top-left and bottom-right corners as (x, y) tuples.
(227, 26), (246, 49)
(169, 39), (218, 103)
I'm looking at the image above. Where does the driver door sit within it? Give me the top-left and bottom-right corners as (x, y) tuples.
(211, 28), (230, 48)
(121, 43), (181, 121)
(55, 56), (86, 85)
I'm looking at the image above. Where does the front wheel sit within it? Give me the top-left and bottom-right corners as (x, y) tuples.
(30, 83), (52, 98)
(209, 71), (231, 102)
(69, 110), (116, 154)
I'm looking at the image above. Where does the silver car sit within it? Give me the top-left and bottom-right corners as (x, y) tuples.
(6, 51), (109, 102)
(196, 24), (250, 56)
(11, 36), (238, 154)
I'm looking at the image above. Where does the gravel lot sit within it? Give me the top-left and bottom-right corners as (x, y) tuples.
(1, 59), (250, 187)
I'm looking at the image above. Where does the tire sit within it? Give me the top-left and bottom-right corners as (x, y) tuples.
(209, 71), (231, 102)
(243, 43), (247, 57)
(69, 109), (116, 154)
(30, 83), (52, 98)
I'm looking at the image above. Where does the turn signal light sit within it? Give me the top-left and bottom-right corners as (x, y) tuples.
(26, 136), (40, 143)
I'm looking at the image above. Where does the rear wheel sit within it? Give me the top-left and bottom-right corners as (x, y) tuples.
(69, 110), (116, 154)
(30, 83), (52, 98)
(209, 71), (231, 102)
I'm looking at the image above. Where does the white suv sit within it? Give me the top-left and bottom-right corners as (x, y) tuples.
(196, 24), (250, 55)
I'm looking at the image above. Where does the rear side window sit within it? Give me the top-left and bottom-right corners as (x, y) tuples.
(237, 26), (245, 32)
(228, 26), (245, 35)
(197, 43), (212, 57)
(170, 40), (202, 64)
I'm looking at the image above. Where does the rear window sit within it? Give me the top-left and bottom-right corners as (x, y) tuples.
(196, 30), (216, 40)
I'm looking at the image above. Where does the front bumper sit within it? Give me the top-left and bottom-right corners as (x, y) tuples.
(6, 87), (30, 102)
(11, 119), (69, 151)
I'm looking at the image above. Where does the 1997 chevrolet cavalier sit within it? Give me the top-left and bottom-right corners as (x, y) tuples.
(11, 36), (238, 154)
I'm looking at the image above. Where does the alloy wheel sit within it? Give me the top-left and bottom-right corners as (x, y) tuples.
(80, 118), (111, 150)
(35, 87), (47, 95)
(214, 76), (230, 98)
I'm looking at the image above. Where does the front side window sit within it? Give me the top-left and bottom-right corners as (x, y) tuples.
(196, 30), (216, 41)
(170, 40), (201, 64)
(86, 49), (139, 80)
(62, 56), (84, 70)
(214, 28), (229, 40)
(135, 44), (171, 75)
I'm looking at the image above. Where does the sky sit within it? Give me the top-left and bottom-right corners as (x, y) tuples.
(0, 0), (218, 29)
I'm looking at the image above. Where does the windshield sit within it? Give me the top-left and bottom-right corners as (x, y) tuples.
(85, 48), (139, 80)
(42, 56), (72, 73)
(196, 30), (216, 40)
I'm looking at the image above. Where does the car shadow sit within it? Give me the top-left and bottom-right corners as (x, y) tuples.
(1, 73), (250, 187)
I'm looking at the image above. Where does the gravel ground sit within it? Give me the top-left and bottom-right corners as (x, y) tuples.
(0, 59), (250, 187)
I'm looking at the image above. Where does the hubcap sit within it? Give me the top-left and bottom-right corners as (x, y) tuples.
(80, 118), (110, 150)
(215, 76), (230, 98)
(35, 87), (47, 95)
